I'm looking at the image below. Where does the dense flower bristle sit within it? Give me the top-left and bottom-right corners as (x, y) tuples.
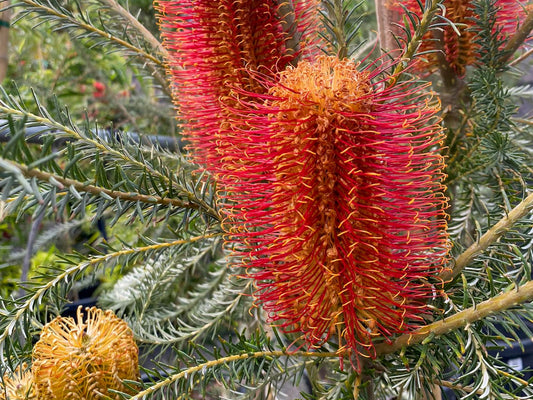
(387, 0), (528, 76)
(220, 55), (449, 360)
(0, 364), (35, 400)
(32, 307), (138, 400)
(154, 0), (321, 168)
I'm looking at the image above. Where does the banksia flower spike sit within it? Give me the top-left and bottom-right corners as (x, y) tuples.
(386, 0), (529, 76)
(0, 364), (35, 400)
(221, 55), (449, 364)
(154, 0), (321, 170)
(32, 307), (138, 400)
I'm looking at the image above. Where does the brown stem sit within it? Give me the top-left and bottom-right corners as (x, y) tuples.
(101, 0), (169, 61)
(375, 280), (533, 355)
(500, 9), (533, 67)
(0, 4), (10, 82)
(1, 157), (221, 220)
(440, 191), (533, 282)
(374, 0), (401, 53)
(277, 0), (301, 65)
(432, 28), (457, 89)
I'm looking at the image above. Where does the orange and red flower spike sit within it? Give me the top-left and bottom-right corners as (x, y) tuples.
(221, 55), (449, 364)
(154, 0), (321, 169)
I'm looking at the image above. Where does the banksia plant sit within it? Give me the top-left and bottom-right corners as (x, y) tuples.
(1, 0), (533, 399)
(0, 364), (35, 400)
(32, 307), (138, 400)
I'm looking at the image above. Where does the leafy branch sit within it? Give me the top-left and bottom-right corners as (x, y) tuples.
(441, 191), (533, 282)
(128, 349), (339, 399)
(375, 279), (533, 355)
(0, 156), (205, 211)
(0, 95), (221, 221)
(387, 0), (443, 85)
(100, 0), (169, 60)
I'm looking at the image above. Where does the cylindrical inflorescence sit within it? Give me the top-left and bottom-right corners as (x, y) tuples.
(220, 56), (449, 362)
(154, 0), (321, 170)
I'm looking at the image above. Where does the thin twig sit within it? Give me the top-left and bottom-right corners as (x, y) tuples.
(387, 0), (441, 86)
(500, 9), (533, 67)
(509, 46), (533, 67)
(375, 279), (533, 355)
(16, 0), (163, 67)
(129, 349), (340, 399)
(440, 191), (533, 282)
(0, 157), (216, 215)
(100, 0), (170, 61)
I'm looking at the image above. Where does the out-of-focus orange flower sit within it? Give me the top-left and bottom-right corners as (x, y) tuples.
(0, 363), (35, 400)
(32, 306), (138, 400)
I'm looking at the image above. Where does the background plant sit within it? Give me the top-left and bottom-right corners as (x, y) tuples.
(0, 0), (532, 399)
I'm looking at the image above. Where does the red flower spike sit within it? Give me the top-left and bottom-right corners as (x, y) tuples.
(220, 55), (449, 364)
(154, 0), (321, 169)
(386, 0), (529, 76)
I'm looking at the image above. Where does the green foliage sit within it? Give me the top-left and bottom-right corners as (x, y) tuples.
(0, 0), (532, 399)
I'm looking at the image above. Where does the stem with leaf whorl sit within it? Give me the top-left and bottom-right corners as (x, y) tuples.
(441, 191), (533, 282)
(375, 279), (533, 355)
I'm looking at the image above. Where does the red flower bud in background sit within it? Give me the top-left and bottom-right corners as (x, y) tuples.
(92, 81), (106, 99)
(220, 55), (449, 363)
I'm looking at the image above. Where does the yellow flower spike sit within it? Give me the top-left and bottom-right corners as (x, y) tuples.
(32, 306), (139, 400)
(0, 363), (35, 400)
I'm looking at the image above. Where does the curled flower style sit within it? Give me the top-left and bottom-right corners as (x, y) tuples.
(0, 364), (35, 400)
(32, 307), (139, 400)
(387, 0), (529, 76)
(154, 0), (321, 169)
(221, 55), (449, 363)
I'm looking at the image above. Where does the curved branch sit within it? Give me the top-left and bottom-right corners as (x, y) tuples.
(0, 104), (221, 221)
(375, 280), (533, 355)
(100, 0), (170, 61)
(129, 349), (339, 399)
(15, 0), (164, 67)
(441, 191), (533, 282)
(500, 9), (533, 67)
(1, 157), (208, 212)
